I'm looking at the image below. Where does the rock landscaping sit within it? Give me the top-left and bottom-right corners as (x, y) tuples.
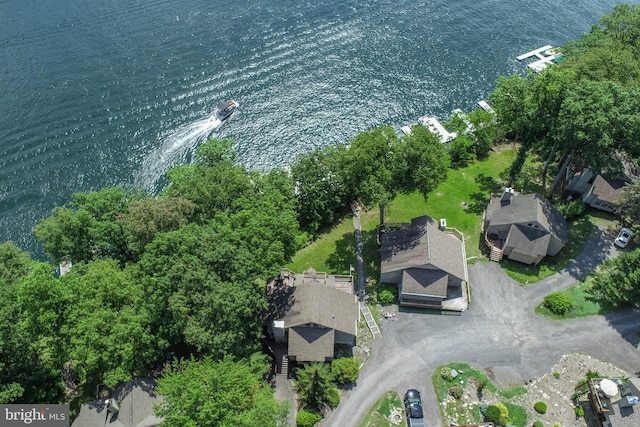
(441, 353), (629, 427)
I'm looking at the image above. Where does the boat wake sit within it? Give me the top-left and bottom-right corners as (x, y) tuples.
(136, 114), (223, 192)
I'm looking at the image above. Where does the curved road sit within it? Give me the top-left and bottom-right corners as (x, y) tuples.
(325, 228), (640, 427)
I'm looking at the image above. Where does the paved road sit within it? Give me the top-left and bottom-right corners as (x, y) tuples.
(324, 228), (640, 427)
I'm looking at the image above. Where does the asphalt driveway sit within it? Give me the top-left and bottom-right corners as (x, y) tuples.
(324, 229), (640, 427)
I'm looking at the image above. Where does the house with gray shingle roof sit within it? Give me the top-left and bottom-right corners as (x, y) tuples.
(71, 378), (163, 427)
(586, 377), (640, 427)
(483, 189), (568, 265)
(267, 269), (359, 363)
(380, 215), (469, 311)
(566, 168), (628, 213)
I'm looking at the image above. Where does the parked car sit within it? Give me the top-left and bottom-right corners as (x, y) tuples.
(614, 227), (634, 248)
(404, 389), (426, 427)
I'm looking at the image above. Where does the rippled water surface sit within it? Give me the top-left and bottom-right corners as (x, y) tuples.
(0, 0), (633, 254)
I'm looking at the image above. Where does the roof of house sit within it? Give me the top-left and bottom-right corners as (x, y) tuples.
(507, 224), (551, 259)
(280, 281), (358, 335)
(485, 192), (568, 244)
(71, 378), (163, 427)
(591, 174), (627, 204)
(288, 327), (335, 362)
(380, 215), (466, 282)
(401, 268), (449, 299)
(605, 378), (640, 427)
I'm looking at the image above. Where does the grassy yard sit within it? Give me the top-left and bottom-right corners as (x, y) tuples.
(386, 148), (517, 259)
(432, 363), (527, 427)
(286, 147), (518, 274)
(357, 391), (404, 427)
(535, 278), (614, 319)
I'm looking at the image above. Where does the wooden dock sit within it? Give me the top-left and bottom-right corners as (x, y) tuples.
(517, 45), (560, 72)
(418, 114), (457, 143)
(477, 100), (495, 114)
(516, 44), (553, 61)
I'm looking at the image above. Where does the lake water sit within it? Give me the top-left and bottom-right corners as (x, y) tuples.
(0, 0), (632, 255)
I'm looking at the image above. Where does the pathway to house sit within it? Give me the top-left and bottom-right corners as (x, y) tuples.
(324, 227), (640, 427)
(360, 300), (381, 340)
(352, 205), (382, 340)
(352, 205), (365, 298)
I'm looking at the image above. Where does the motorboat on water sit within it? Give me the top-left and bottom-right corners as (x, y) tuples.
(216, 100), (238, 120)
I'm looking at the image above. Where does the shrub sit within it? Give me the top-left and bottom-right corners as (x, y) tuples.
(439, 366), (455, 382)
(533, 421), (543, 427)
(557, 199), (586, 220)
(586, 369), (602, 380)
(449, 384), (464, 400)
(534, 401), (547, 414)
(378, 289), (395, 305)
(553, 372), (561, 379)
(296, 410), (322, 427)
(326, 387), (340, 408)
(331, 357), (359, 385)
(543, 292), (574, 315)
(485, 403), (511, 425)
(575, 404), (585, 417)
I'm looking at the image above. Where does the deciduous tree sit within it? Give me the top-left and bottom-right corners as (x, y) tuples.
(590, 249), (640, 308)
(155, 356), (288, 427)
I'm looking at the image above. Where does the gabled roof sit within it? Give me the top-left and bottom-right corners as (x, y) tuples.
(288, 327), (335, 362)
(401, 268), (449, 299)
(280, 282), (358, 335)
(507, 224), (551, 258)
(591, 175), (626, 204)
(486, 193), (568, 244)
(72, 378), (163, 427)
(380, 216), (466, 281)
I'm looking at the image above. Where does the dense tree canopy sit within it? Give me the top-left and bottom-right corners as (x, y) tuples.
(0, 244), (63, 403)
(134, 223), (269, 358)
(618, 178), (640, 234)
(290, 148), (349, 235)
(34, 186), (146, 264)
(155, 356), (288, 427)
(590, 249), (640, 308)
(59, 260), (157, 388)
(334, 126), (400, 210)
(489, 4), (640, 192)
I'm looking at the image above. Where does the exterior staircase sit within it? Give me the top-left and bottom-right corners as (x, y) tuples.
(279, 355), (288, 377)
(489, 245), (503, 262)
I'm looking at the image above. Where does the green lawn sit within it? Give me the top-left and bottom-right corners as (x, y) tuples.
(286, 218), (357, 274)
(535, 279), (612, 319)
(386, 148), (517, 258)
(286, 147), (518, 274)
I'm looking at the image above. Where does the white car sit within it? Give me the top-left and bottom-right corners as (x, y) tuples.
(614, 228), (634, 248)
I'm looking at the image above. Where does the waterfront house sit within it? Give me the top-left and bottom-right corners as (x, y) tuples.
(380, 215), (469, 311)
(266, 269), (359, 363)
(566, 168), (628, 213)
(483, 189), (568, 265)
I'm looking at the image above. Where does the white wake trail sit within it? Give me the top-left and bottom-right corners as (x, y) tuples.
(136, 115), (223, 192)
